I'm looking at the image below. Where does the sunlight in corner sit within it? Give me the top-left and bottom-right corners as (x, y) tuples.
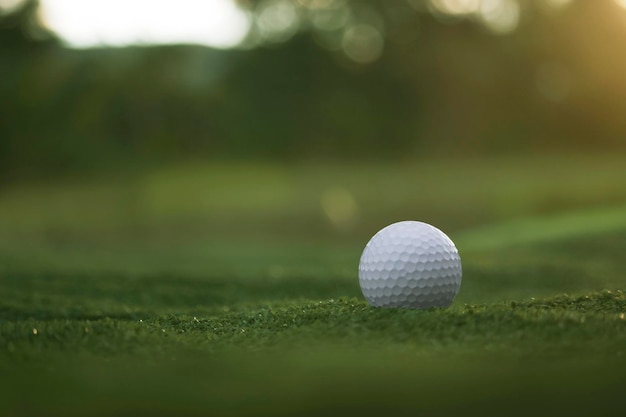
(38, 0), (251, 49)
(0, 0), (25, 14)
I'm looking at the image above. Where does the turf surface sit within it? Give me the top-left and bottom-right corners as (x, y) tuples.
(1, 154), (625, 416)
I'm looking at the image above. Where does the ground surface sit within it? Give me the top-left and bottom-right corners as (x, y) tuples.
(1, 154), (625, 416)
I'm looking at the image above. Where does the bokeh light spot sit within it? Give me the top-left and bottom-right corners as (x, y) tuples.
(479, 0), (520, 34)
(430, 0), (481, 16)
(342, 23), (384, 64)
(310, 1), (350, 32)
(256, 0), (300, 43)
(320, 186), (359, 231)
(297, 0), (337, 10)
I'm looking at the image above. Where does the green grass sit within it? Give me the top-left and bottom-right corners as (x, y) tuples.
(1, 153), (625, 416)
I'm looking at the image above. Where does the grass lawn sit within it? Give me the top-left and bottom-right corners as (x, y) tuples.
(1, 153), (625, 416)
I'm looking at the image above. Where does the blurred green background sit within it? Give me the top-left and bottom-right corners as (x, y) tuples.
(2, 0), (626, 241)
(0, 0), (626, 273)
(2, 0), (626, 283)
(3, 0), (626, 178)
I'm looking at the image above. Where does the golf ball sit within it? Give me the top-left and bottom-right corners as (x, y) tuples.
(358, 221), (462, 309)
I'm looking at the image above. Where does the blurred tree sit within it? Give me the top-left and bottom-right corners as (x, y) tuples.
(3, 0), (626, 181)
(0, 0), (55, 52)
(1, 0), (57, 181)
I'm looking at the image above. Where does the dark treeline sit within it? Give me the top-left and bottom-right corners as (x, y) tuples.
(2, 0), (626, 179)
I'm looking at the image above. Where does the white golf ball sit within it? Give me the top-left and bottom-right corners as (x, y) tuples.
(358, 221), (462, 309)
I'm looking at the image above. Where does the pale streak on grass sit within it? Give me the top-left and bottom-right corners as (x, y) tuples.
(456, 204), (626, 251)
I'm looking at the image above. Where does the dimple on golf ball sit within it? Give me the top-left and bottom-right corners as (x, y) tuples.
(358, 221), (462, 309)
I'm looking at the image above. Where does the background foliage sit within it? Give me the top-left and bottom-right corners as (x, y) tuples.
(2, 0), (626, 180)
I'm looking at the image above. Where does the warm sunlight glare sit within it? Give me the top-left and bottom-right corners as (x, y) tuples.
(0, 0), (25, 14)
(430, 0), (482, 15)
(479, 0), (519, 34)
(38, 0), (251, 49)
